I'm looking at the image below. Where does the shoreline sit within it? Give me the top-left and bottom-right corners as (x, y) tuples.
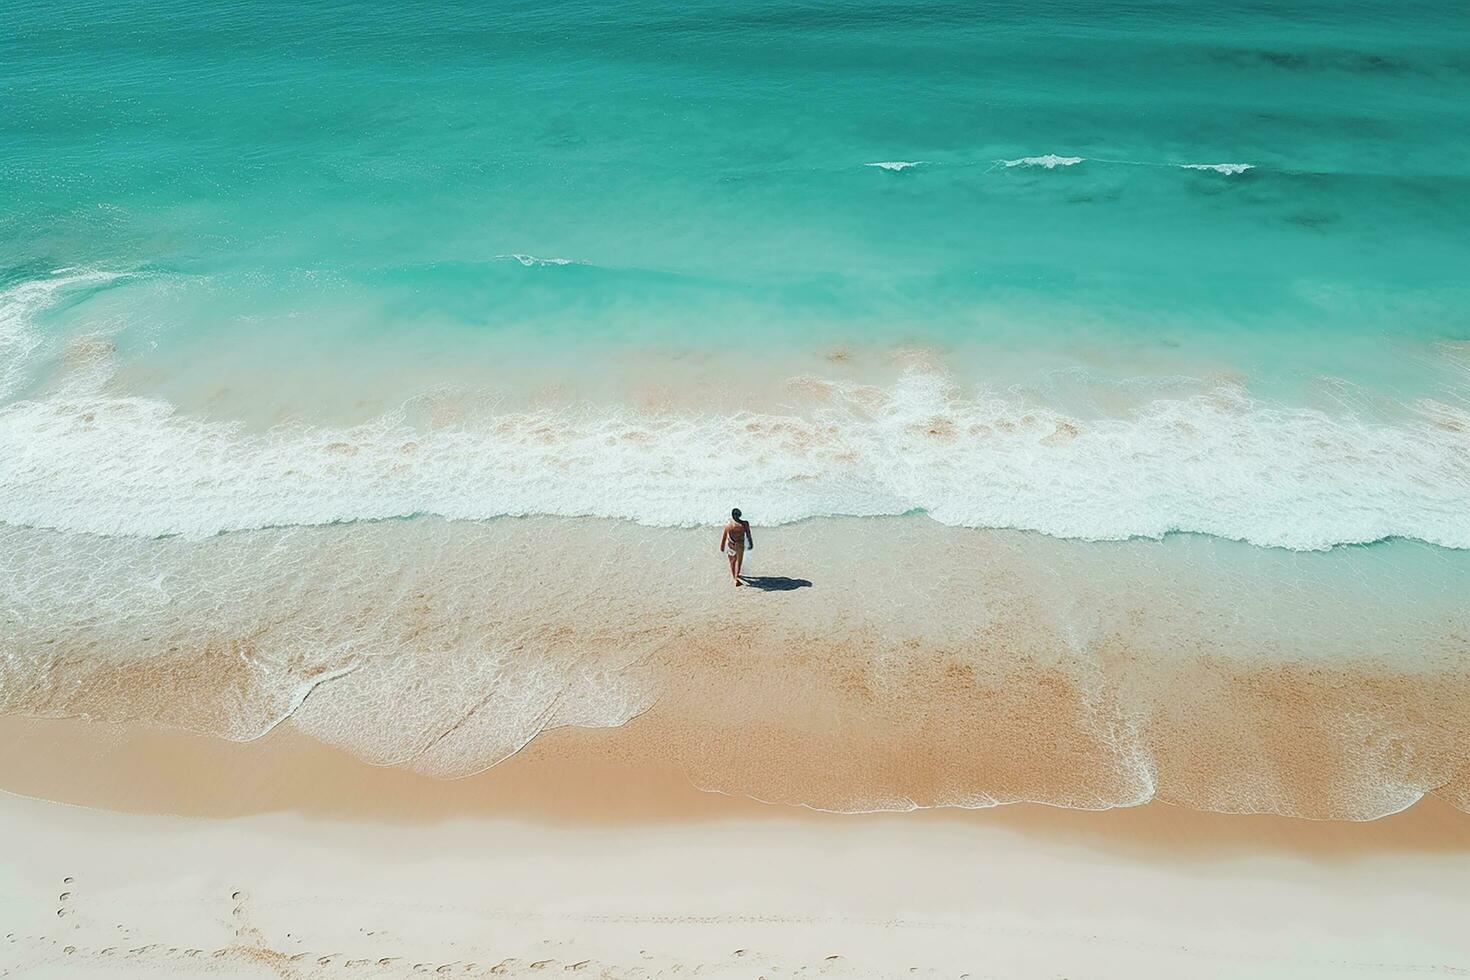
(2, 715), (1467, 857)
(3, 715), (1470, 979)
(5, 515), (1469, 820)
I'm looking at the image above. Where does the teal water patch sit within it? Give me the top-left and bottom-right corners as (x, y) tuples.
(4, 0), (1467, 352)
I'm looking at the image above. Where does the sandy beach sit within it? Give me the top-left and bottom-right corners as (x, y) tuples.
(5, 517), (1469, 977)
(3, 715), (1470, 980)
(6, 517), (1468, 818)
(7, 399), (1464, 961)
(6, 1), (1470, 971)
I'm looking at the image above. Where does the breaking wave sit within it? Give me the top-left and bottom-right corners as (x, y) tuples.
(1180, 163), (1255, 175)
(495, 253), (580, 267)
(1, 370), (1468, 549)
(1000, 155), (1085, 169)
(2, 270), (1466, 551)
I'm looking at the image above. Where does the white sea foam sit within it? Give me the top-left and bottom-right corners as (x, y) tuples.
(1001, 155), (1084, 169)
(2, 270), (1466, 552)
(1180, 163), (1254, 175)
(1, 370), (1467, 550)
(496, 253), (578, 267)
(0, 270), (122, 402)
(866, 161), (925, 171)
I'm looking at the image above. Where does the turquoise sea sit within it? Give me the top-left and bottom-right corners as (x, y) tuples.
(2, 0), (1469, 815)
(3, 0), (1468, 543)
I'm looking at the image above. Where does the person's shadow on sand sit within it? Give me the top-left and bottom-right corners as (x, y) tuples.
(740, 575), (813, 592)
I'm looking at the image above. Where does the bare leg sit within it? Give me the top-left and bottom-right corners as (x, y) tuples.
(734, 549), (744, 581)
(727, 552), (742, 585)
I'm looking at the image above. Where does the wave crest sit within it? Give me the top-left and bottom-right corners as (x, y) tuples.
(1001, 155), (1084, 169)
(1180, 163), (1254, 175)
(495, 253), (579, 267)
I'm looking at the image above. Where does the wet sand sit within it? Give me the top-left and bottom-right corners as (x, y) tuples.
(5, 517), (1469, 818)
(4, 515), (1469, 976)
(2, 715), (1470, 979)
(3, 714), (1470, 856)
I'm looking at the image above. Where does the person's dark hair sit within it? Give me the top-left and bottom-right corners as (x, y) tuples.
(731, 508), (742, 520)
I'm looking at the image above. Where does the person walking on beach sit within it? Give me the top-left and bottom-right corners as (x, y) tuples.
(719, 508), (754, 586)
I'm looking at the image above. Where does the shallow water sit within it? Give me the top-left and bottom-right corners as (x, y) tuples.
(3, 517), (1467, 817)
(3, 0), (1469, 544)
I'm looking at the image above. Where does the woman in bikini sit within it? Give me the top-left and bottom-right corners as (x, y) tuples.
(718, 508), (753, 586)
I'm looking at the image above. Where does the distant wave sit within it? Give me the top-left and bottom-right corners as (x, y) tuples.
(863, 155), (1261, 177)
(1000, 155), (1085, 169)
(993, 156), (1259, 176)
(495, 253), (579, 267)
(1179, 163), (1254, 175)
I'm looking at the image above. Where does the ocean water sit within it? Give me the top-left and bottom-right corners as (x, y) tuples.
(2, 0), (1469, 815)
(4, 0), (1469, 543)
